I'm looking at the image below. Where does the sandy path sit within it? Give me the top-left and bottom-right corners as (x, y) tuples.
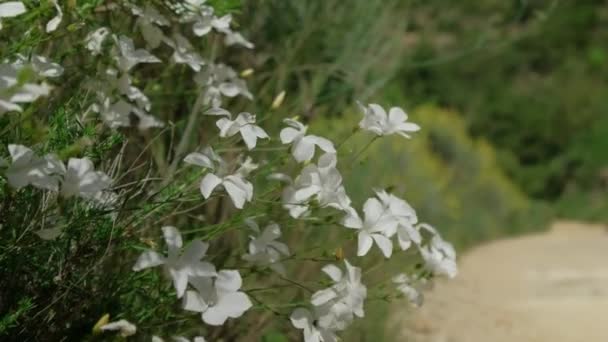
(395, 221), (608, 342)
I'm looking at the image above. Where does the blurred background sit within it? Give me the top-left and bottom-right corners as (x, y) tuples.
(239, 0), (607, 246)
(235, 0), (608, 339)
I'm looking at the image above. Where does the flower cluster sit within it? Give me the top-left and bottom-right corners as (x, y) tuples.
(0, 1), (457, 340)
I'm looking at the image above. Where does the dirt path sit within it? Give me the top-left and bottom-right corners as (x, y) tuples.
(395, 221), (608, 342)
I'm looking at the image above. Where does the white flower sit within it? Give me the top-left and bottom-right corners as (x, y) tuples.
(418, 224), (458, 278)
(376, 190), (421, 251)
(60, 158), (112, 199)
(5, 144), (64, 191)
(183, 270), (252, 326)
(184, 6), (232, 37)
(211, 110), (269, 150)
(392, 274), (423, 307)
(31, 55), (63, 78)
(91, 95), (163, 130)
(133, 226), (217, 298)
(342, 197), (397, 258)
(194, 63), (252, 107)
(0, 2), (26, 31)
(46, 0), (62, 33)
(113, 35), (161, 72)
(84, 27), (111, 55)
(242, 220), (290, 275)
(358, 103), (420, 138)
(310, 260), (367, 331)
(287, 153), (352, 218)
(184, 148), (255, 209)
(153, 337), (206, 342)
(0, 63), (52, 115)
(100, 319), (137, 337)
(200, 172), (253, 209)
(290, 308), (338, 342)
(280, 119), (335, 163)
(130, 4), (169, 49)
(164, 34), (205, 71)
(224, 31), (254, 49)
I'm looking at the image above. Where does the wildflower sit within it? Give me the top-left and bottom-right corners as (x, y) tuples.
(0, 2), (26, 31)
(358, 103), (420, 138)
(376, 190), (421, 251)
(310, 260), (367, 331)
(46, 0), (62, 33)
(84, 27), (111, 55)
(5, 144), (64, 191)
(194, 63), (252, 107)
(164, 34), (205, 71)
(60, 158), (112, 200)
(342, 196), (398, 258)
(290, 308), (338, 342)
(113, 35), (161, 72)
(242, 220), (290, 275)
(184, 148), (254, 209)
(208, 109), (269, 150)
(183, 270), (252, 326)
(133, 226), (217, 298)
(392, 274), (423, 307)
(129, 4), (169, 49)
(0, 63), (52, 115)
(100, 319), (137, 337)
(280, 118), (335, 162)
(224, 31), (254, 49)
(153, 337), (206, 342)
(31, 55), (64, 78)
(418, 224), (458, 278)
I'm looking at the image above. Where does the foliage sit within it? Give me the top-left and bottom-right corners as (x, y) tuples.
(397, 0), (608, 201)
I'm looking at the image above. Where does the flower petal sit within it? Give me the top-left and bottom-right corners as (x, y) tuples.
(200, 173), (222, 198)
(357, 232), (374, 256)
(132, 250), (165, 271)
(372, 233), (393, 258)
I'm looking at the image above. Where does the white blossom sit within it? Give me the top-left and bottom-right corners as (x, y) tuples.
(392, 274), (423, 307)
(164, 34), (205, 71)
(130, 4), (169, 49)
(100, 319), (137, 337)
(46, 0), (62, 33)
(418, 224), (458, 278)
(291, 308), (338, 342)
(5, 144), (64, 191)
(31, 55), (64, 78)
(242, 220), (290, 275)
(60, 158), (112, 200)
(182, 270), (252, 326)
(310, 260), (367, 331)
(376, 190), (421, 251)
(210, 110), (269, 150)
(358, 103), (420, 138)
(184, 148), (254, 209)
(0, 2), (26, 31)
(280, 118), (335, 163)
(113, 35), (161, 72)
(153, 337), (206, 342)
(85, 27), (111, 55)
(224, 31), (254, 49)
(194, 63), (252, 107)
(342, 196), (397, 258)
(286, 153), (352, 218)
(0, 63), (52, 115)
(133, 226), (217, 298)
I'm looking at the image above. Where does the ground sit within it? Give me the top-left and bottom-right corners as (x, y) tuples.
(393, 221), (608, 342)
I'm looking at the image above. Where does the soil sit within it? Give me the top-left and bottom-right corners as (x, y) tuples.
(393, 221), (608, 342)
